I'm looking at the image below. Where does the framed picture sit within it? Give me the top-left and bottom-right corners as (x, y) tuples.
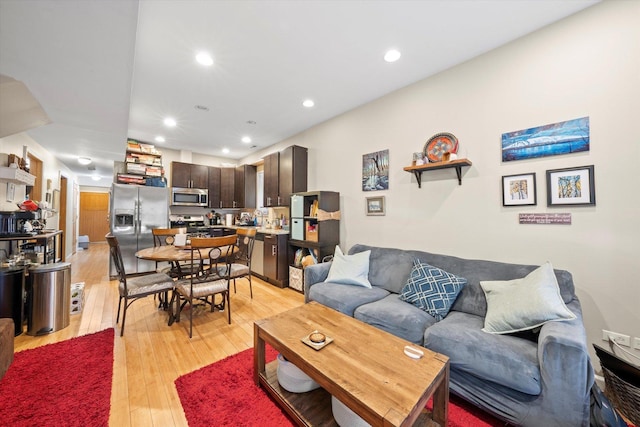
(502, 173), (536, 206)
(362, 149), (389, 191)
(366, 196), (385, 216)
(546, 165), (595, 206)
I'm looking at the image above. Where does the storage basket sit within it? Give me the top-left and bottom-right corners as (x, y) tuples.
(602, 366), (640, 425)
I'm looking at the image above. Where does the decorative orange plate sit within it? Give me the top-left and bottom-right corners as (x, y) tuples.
(423, 132), (458, 162)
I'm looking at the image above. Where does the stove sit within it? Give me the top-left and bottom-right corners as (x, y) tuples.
(169, 214), (206, 233)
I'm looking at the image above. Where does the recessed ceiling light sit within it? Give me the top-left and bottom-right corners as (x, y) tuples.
(241, 136), (251, 143)
(302, 99), (315, 108)
(222, 148), (230, 154)
(195, 52), (213, 66)
(155, 136), (165, 143)
(91, 175), (101, 181)
(78, 157), (92, 165)
(384, 49), (401, 63)
(163, 117), (177, 127)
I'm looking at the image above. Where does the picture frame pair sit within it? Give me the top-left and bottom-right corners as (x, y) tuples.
(502, 165), (595, 207)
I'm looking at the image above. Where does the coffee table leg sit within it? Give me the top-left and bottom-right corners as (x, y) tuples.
(432, 364), (449, 427)
(253, 321), (266, 386)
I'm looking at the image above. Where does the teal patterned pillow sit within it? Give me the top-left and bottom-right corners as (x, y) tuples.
(399, 259), (467, 320)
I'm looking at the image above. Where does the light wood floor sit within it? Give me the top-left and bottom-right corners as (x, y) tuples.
(14, 243), (305, 426)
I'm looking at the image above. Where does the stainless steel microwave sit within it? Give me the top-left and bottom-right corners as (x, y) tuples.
(171, 187), (209, 207)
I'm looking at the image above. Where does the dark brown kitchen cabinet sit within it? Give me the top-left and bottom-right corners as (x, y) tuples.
(171, 161), (209, 189)
(263, 152), (279, 207)
(235, 164), (256, 209)
(208, 166), (221, 209)
(220, 167), (235, 208)
(263, 233), (288, 288)
(278, 145), (308, 206)
(263, 145), (307, 207)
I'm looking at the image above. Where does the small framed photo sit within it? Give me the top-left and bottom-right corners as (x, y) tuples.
(502, 173), (536, 206)
(546, 165), (595, 207)
(366, 196), (385, 216)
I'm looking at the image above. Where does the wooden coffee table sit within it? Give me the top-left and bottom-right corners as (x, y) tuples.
(254, 301), (449, 426)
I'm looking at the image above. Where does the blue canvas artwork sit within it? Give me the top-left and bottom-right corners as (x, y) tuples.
(502, 117), (589, 162)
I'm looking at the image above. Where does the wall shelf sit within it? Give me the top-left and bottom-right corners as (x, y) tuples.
(403, 158), (472, 188)
(0, 167), (36, 186)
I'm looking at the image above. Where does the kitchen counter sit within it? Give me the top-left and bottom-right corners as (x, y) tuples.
(209, 225), (290, 235)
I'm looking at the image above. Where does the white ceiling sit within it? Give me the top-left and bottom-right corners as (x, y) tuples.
(0, 0), (599, 187)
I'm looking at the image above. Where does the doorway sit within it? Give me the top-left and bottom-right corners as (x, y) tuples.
(79, 192), (109, 244)
(27, 153), (43, 202)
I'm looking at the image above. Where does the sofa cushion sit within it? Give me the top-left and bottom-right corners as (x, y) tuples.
(424, 311), (541, 395)
(354, 294), (437, 345)
(350, 244), (575, 319)
(326, 246), (372, 288)
(307, 281), (389, 316)
(480, 262), (576, 334)
(349, 245), (415, 293)
(399, 260), (466, 321)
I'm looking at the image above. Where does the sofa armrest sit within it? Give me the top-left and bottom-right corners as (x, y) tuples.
(536, 300), (593, 426)
(303, 261), (332, 302)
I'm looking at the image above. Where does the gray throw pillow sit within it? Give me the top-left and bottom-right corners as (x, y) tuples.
(480, 261), (576, 334)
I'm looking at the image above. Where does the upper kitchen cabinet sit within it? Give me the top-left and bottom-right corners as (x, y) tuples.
(171, 161), (209, 189)
(263, 151), (279, 207)
(208, 166), (221, 209)
(235, 164), (256, 209)
(264, 145), (308, 207)
(219, 167), (235, 208)
(214, 165), (256, 209)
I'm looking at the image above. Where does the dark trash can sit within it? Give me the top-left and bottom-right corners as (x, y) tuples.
(27, 262), (71, 336)
(0, 267), (25, 336)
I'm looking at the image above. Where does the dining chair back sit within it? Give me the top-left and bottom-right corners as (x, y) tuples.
(172, 234), (237, 338)
(106, 233), (175, 336)
(152, 227), (192, 278)
(227, 227), (257, 298)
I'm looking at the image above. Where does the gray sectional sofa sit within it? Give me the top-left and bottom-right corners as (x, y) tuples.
(303, 244), (594, 427)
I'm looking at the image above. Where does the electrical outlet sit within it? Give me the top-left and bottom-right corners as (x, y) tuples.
(602, 330), (630, 347)
(634, 338), (640, 350)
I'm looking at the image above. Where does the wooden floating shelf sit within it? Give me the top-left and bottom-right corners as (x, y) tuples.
(403, 159), (472, 188)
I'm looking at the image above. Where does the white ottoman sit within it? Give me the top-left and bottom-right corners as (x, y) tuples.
(331, 395), (372, 427)
(276, 353), (321, 393)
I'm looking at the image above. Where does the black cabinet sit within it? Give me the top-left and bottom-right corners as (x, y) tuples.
(263, 145), (307, 207)
(263, 233), (288, 288)
(0, 267), (24, 336)
(289, 191), (340, 265)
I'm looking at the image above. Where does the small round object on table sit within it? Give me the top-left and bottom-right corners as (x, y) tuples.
(309, 332), (326, 344)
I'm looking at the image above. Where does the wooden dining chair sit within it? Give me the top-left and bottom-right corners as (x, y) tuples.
(106, 233), (175, 336)
(171, 235), (236, 338)
(226, 227), (257, 298)
(152, 227), (189, 278)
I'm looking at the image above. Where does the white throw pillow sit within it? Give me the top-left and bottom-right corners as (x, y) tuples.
(325, 246), (372, 288)
(480, 262), (576, 334)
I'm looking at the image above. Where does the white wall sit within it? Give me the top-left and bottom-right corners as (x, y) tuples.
(243, 1), (640, 359)
(0, 132), (78, 260)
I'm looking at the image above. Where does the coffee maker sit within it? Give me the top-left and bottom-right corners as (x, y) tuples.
(0, 211), (40, 237)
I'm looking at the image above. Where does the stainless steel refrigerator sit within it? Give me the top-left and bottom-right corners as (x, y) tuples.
(109, 184), (169, 277)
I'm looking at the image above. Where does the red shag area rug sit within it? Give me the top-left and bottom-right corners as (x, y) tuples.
(0, 328), (115, 427)
(176, 346), (505, 427)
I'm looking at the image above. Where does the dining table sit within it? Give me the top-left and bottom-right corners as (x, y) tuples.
(135, 236), (238, 325)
